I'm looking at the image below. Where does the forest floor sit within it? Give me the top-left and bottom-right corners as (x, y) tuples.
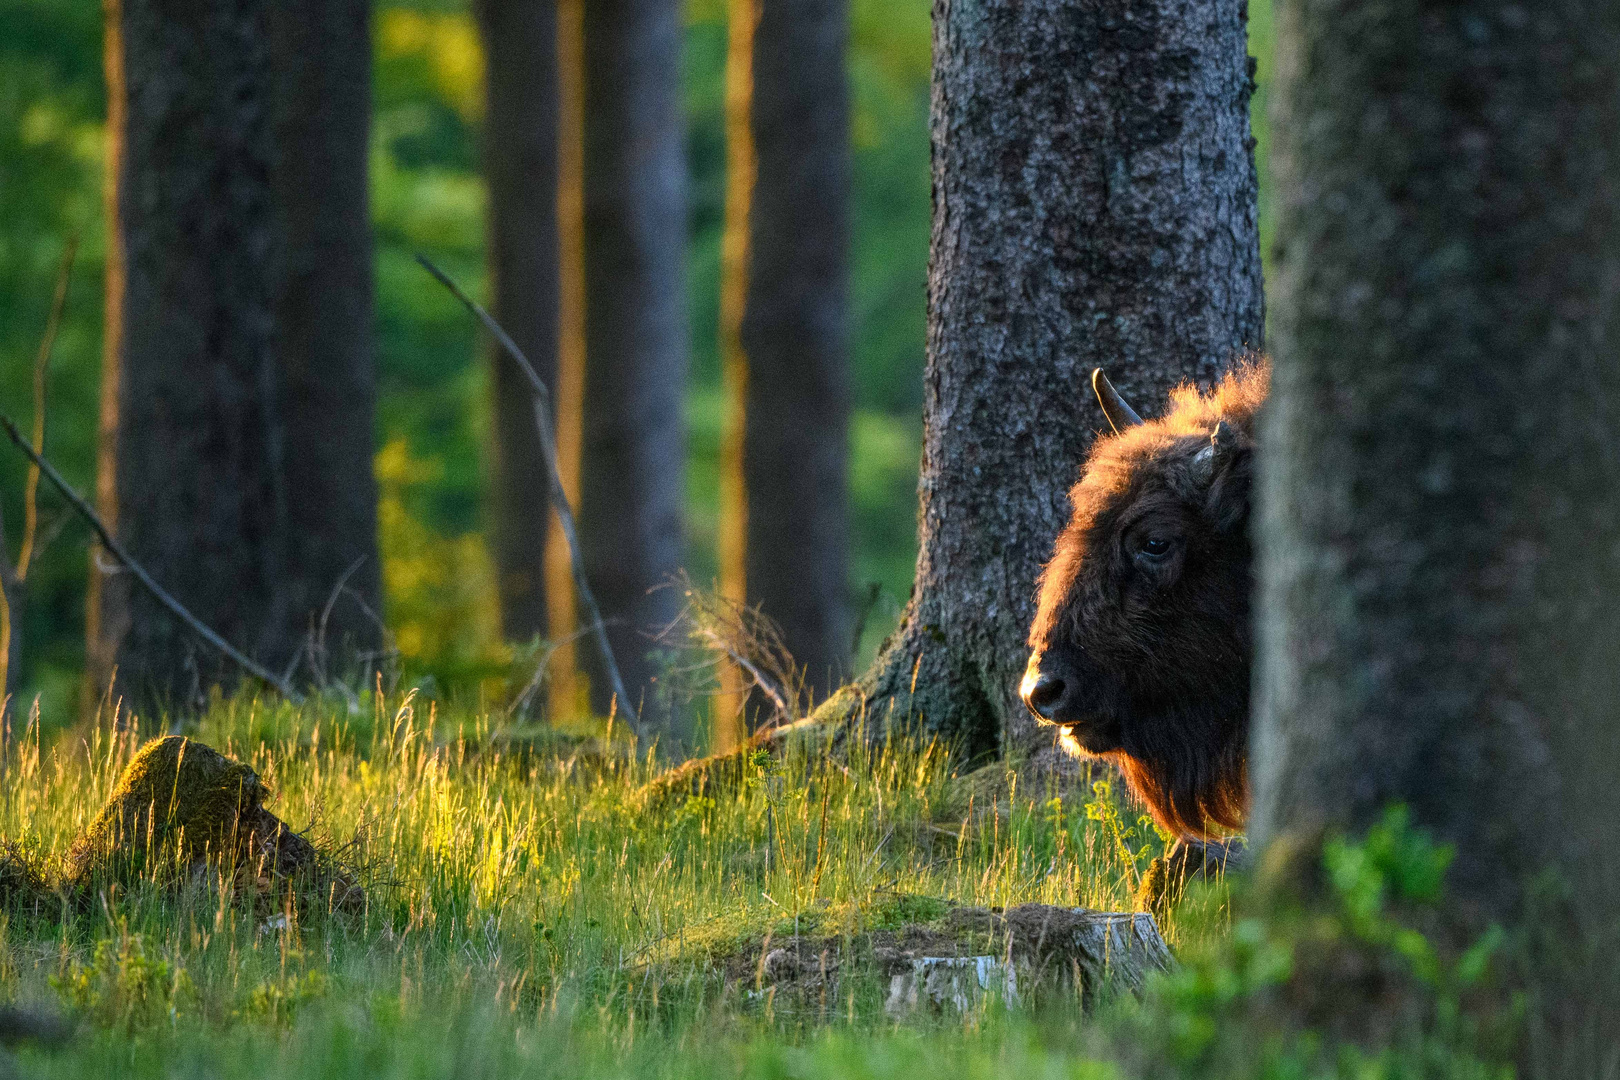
(0, 688), (1228, 1078)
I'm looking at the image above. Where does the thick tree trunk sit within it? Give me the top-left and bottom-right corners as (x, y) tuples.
(1255, 1), (1620, 1066)
(742, 0), (853, 705)
(825, 0), (1263, 758)
(268, 0), (381, 667)
(100, 0), (288, 701)
(477, 0), (560, 647)
(579, 0), (687, 726)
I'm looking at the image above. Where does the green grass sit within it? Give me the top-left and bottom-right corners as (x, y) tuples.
(1, 688), (1187, 1077)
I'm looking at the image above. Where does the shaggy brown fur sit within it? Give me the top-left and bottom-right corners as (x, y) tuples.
(1023, 359), (1269, 839)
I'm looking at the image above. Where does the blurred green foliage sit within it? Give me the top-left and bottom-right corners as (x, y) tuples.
(0, 0), (1271, 714)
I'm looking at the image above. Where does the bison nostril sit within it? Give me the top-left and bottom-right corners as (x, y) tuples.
(1024, 674), (1065, 718)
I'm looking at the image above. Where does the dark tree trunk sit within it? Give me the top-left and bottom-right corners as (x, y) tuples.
(742, 0), (853, 704)
(100, 0), (289, 701)
(268, 0), (381, 667)
(823, 0), (1263, 758)
(1255, 1), (1620, 1066)
(579, 0), (687, 725)
(477, 0), (560, 647)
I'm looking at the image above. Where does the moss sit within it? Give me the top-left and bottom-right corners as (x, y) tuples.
(58, 736), (362, 912)
(62, 737), (264, 888)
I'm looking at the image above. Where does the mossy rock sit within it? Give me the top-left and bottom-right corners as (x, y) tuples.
(61, 736), (361, 911)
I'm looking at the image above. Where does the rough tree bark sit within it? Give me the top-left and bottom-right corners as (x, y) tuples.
(1255, 1), (1620, 1068)
(742, 0), (853, 705)
(97, 0), (288, 700)
(822, 0), (1264, 758)
(476, 0), (560, 647)
(579, 0), (687, 727)
(268, 0), (381, 665)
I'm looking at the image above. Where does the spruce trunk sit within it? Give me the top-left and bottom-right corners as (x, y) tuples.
(579, 0), (687, 727)
(477, 0), (561, 646)
(829, 0), (1263, 758)
(1256, 2), (1620, 1066)
(101, 0), (287, 700)
(268, 0), (381, 666)
(742, 0), (853, 705)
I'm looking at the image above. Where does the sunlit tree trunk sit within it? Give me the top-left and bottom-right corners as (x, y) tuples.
(820, 0), (1264, 758)
(476, 0), (559, 652)
(714, 0), (757, 749)
(1256, 1), (1620, 1068)
(741, 0), (853, 709)
(548, 0), (587, 722)
(579, 0), (687, 730)
(85, 0), (129, 712)
(268, 0), (381, 667)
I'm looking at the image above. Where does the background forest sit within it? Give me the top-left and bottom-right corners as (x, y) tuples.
(0, 0), (1273, 728)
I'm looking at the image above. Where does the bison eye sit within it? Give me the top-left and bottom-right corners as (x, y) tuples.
(1138, 536), (1173, 560)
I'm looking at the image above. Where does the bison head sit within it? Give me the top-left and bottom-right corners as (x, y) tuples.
(1020, 361), (1268, 839)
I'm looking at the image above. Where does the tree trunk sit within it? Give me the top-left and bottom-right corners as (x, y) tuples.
(1255, 1), (1620, 1066)
(477, 0), (560, 649)
(742, 0), (853, 705)
(824, 0), (1263, 759)
(549, 0), (588, 721)
(86, 0), (130, 711)
(268, 0), (381, 669)
(579, 0), (687, 727)
(714, 0), (756, 751)
(99, 0), (288, 702)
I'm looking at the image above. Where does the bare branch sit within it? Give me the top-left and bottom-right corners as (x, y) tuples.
(0, 414), (301, 702)
(19, 236), (78, 582)
(413, 253), (642, 739)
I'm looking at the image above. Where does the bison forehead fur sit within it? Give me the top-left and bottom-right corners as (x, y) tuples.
(1024, 359), (1269, 840)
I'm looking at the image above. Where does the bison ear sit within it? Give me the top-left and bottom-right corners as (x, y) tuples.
(1092, 369), (1144, 434)
(1201, 420), (1252, 531)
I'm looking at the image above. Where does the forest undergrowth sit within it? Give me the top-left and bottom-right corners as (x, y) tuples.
(0, 688), (1513, 1078)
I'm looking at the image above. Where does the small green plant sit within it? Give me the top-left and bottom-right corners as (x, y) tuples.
(1117, 806), (1517, 1080)
(51, 926), (196, 1034)
(1083, 779), (1163, 890)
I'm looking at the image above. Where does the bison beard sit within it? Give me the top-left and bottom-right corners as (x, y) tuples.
(1022, 361), (1268, 840)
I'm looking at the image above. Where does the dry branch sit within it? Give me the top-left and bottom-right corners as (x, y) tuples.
(414, 254), (642, 739)
(0, 415), (301, 702)
(18, 236), (78, 581)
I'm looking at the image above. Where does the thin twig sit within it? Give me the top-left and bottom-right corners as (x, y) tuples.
(413, 254), (641, 739)
(0, 414), (301, 702)
(19, 236), (78, 581)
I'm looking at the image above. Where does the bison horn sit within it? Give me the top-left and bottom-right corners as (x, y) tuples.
(1092, 369), (1143, 434)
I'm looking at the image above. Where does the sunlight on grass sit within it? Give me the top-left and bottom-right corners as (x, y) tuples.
(0, 689), (1196, 1077)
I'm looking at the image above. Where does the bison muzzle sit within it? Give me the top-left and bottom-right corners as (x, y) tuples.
(1021, 361), (1268, 840)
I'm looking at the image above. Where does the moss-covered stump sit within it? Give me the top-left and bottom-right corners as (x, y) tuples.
(651, 895), (1171, 1016)
(62, 736), (361, 912)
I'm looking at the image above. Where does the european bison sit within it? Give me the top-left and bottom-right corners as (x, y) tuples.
(1020, 360), (1268, 841)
